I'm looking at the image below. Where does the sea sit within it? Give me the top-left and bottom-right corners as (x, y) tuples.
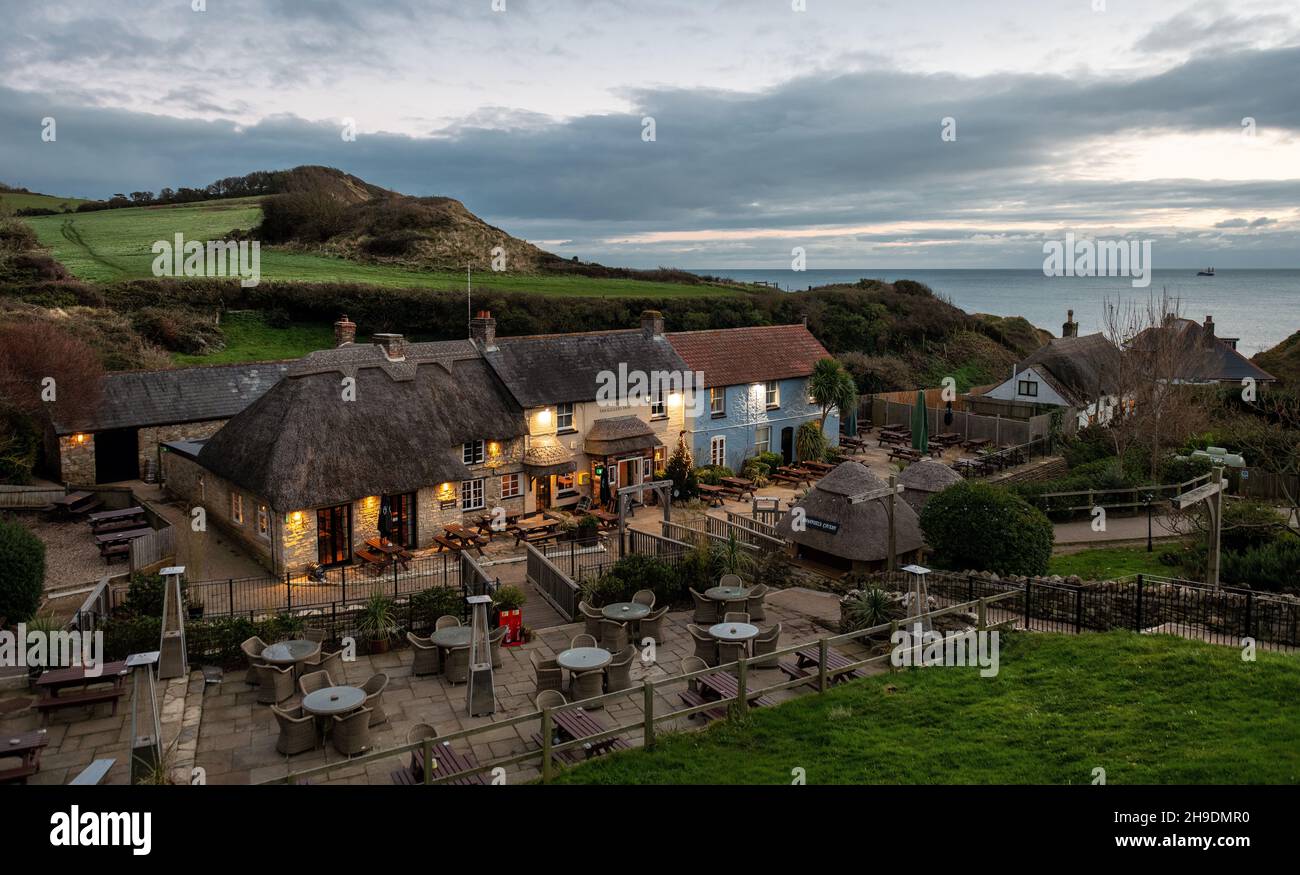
(688, 268), (1300, 356)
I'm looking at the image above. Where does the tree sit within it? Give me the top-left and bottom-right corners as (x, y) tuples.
(664, 432), (697, 501)
(0, 516), (45, 623)
(795, 420), (826, 462)
(919, 481), (1053, 576)
(808, 357), (858, 430)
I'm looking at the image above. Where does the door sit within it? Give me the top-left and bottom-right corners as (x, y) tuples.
(535, 477), (551, 510)
(617, 458), (642, 504)
(316, 504), (352, 567)
(93, 428), (139, 483)
(386, 491), (416, 548)
(780, 426), (794, 465)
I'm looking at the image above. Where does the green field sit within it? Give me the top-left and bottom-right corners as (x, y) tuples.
(553, 632), (1300, 784)
(22, 199), (740, 298)
(0, 190), (87, 213)
(1048, 546), (1175, 579)
(172, 311), (336, 365)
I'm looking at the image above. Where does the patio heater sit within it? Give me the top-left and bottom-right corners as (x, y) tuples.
(902, 564), (933, 637)
(126, 650), (162, 784)
(158, 565), (188, 680)
(466, 594), (496, 716)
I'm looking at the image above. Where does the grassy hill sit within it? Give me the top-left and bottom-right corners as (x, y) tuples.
(554, 631), (1300, 784)
(1254, 330), (1300, 388)
(0, 189), (88, 214)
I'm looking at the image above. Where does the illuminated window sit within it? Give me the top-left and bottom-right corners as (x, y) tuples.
(710, 387), (725, 417)
(556, 471), (577, 496)
(460, 478), (485, 511)
(231, 493), (243, 525)
(256, 503), (269, 538)
(501, 473), (521, 499)
(710, 436), (726, 467)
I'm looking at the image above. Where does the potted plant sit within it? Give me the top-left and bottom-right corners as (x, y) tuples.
(575, 513), (599, 546)
(492, 585), (527, 645)
(357, 594), (397, 654)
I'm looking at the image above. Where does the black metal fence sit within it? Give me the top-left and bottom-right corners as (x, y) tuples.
(861, 570), (1299, 652)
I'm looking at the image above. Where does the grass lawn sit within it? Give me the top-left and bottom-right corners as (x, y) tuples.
(1049, 546), (1175, 580)
(172, 311), (336, 365)
(0, 190), (88, 213)
(553, 631), (1300, 784)
(22, 199), (740, 298)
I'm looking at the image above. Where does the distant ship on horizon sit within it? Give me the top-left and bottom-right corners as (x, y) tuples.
(1198, 267), (1216, 276)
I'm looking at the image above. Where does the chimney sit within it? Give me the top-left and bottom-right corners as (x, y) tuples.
(1203, 315), (1215, 347)
(373, 332), (408, 361)
(334, 314), (357, 347)
(640, 309), (664, 339)
(470, 310), (497, 351)
(1062, 309), (1078, 338)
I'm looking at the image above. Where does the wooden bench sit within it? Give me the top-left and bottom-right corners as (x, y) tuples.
(795, 646), (866, 684)
(888, 447), (923, 464)
(698, 669), (777, 707)
(778, 660), (816, 688)
(678, 689), (728, 722)
(35, 687), (125, 724)
(100, 542), (130, 565)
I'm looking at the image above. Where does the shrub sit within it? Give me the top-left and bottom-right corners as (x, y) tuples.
(795, 421), (827, 462)
(121, 572), (166, 618)
(0, 515), (44, 623)
(694, 465), (733, 485)
(841, 588), (895, 633)
(1158, 454), (1214, 485)
(1221, 538), (1300, 593)
(751, 547), (793, 590)
(919, 481), (1054, 576)
(410, 586), (464, 629)
(492, 585), (527, 611)
(664, 437), (698, 501)
(583, 554), (682, 607)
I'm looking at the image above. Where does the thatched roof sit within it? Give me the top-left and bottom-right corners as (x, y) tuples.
(584, 415), (661, 457)
(774, 461), (923, 562)
(899, 460), (963, 514)
(1017, 333), (1119, 406)
(198, 340), (524, 511)
(524, 433), (576, 477)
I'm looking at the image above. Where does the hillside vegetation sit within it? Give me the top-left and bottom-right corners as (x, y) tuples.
(1253, 329), (1300, 387)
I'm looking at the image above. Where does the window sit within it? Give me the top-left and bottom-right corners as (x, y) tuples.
(710, 387), (725, 417)
(755, 425), (772, 455)
(231, 492), (243, 525)
(556, 403), (574, 432)
(462, 440), (485, 465)
(1017, 379), (1039, 397)
(765, 381), (780, 409)
(556, 471), (577, 496)
(500, 473), (521, 499)
(650, 385), (665, 418)
(386, 491), (417, 548)
(256, 503), (269, 538)
(653, 445), (666, 471)
(460, 478), (485, 511)
(710, 436), (726, 467)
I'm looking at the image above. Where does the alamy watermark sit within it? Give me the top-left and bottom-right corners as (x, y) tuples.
(0, 624), (104, 675)
(595, 365), (707, 417)
(1043, 232), (1152, 288)
(152, 233), (260, 288)
(890, 623), (1000, 677)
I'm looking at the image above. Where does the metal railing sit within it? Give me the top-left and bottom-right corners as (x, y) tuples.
(1025, 472), (1213, 515)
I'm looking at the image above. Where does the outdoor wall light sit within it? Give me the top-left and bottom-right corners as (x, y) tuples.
(436, 482), (456, 501)
(289, 511), (303, 525)
(537, 408), (553, 427)
(72, 433), (88, 445)
(668, 392), (682, 406)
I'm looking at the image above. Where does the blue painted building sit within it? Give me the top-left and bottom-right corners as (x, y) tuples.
(667, 325), (840, 471)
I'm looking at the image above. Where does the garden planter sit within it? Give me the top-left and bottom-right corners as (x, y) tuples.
(368, 638), (390, 655)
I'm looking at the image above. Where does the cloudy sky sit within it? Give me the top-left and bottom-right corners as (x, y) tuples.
(1, 0), (1298, 268)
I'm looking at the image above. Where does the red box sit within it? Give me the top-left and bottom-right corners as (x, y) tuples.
(498, 609), (524, 646)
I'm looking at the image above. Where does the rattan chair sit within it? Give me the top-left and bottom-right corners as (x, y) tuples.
(408, 632), (441, 676)
(435, 615), (461, 630)
(297, 669), (332, 699)
(578, 601), (604, 638)
(681, 656), (710, 695)
(255, 663), (295, 704)
(722, 611), (750, 624)
(361, 672), (389, 726)
(488, 625), (507, 668)
(599, 618), (628, 653)
(690, 588), (716, 623)
(532, 651), (563, 695)
(687, 624), (719, 666)
(638, 606), (669, 644)
(632, 589), (656, 609)
(331, 707), (373, 757)
(406, 723), (440, 777)
(535, 689), (567, 710)
(746, 584), (769, 622)
(718, 573), (745, 588)
(570, 633), (597, 650)
(272, 704), (317, 755)
(718, 639), (748, 667)
(751, 623), (782, 668)
(722, 597), (748, 617)
(305, 648), (344, 682)
(241, 636), (268, 686)
(303, 625), (327, 644)
(571, 669), (604, 707)
(605, 647), (634, 693)
(444, 645), (470, 684)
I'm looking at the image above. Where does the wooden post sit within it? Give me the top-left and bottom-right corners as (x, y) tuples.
(540, 708), (554, 783)
(1208, 467), (1223, 589)
(422, 737), (433, 784)
(642, 681), (655, 749)
(736, 656), (749, 716)
(886, 473), (898, 572)
(977, 598), (987, 630)
(817, 638), (829, 692)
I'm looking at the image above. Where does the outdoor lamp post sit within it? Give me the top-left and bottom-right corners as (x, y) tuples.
(1143, 492), (1155, 553)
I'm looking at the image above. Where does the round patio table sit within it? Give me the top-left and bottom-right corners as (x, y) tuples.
(301, 685), (365, 717)
(708, 622), (759, 643)
(704, 586), (750, 602)
(602, 602), (650, 621)
(555, 647), (612, 673)
(261, 639), (320, 666)
(429, 627), (473, 648)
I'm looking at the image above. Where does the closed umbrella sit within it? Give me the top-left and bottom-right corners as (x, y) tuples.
(846, 404), (859, 438)
(378, 494), (393, 542)
(911, 390), (929, 453)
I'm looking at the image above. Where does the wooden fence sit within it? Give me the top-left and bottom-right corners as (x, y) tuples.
(261, 589), (1023, 786)
(0, 485), (68, 508)
(1027, 472), (1212, 515)
(869, 397), (1059, 445)
(661, 519), (763, 553)
(129, 525), (176, 571)
(526, 543), (581, 621)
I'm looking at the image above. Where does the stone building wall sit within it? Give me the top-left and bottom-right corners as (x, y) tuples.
(58, 419), (229, 485)
(138, 421), (227, 474)
(58, 434), (95, 484)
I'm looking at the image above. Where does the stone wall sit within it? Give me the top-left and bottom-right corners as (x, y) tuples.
(138, 420), (227, 474)
(59, 434), (95, 484)
(58, 419), (228, 485)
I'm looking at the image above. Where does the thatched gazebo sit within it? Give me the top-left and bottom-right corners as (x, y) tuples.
(774, 461), (923, 573)
(899, 459), (963, 515)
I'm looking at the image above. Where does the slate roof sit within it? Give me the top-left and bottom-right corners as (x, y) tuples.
(483, 329), (690, 408)
(1130, 318), (1275, 383)
(1015, 333), (1120, 406)
(666, 324), (829, 388)
(53, 361), (292, 435)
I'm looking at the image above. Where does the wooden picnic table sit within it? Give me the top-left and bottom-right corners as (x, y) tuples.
(548, 707), (630, 760)
(443, 523), (486, 546)
(87, 505), (145, 524)
(720, 476), (755, 498)
(953, 458), (989, 477)
(0, 730), (50, 784)
(512, 515), (560, 546)
(794, 645), (866, 684)
(888, 447), (924, 464)
(772, 466), (813, 487)
(93, 527), (152, 550)
(401, 742), (487, 786)
(838, 435), (868, 453)
(960, 437), (991, 451)
(802, 460), (835, 475)
(590, 509), (620, 531)
(36, 660), (129, 696)
(698, 668), (776, 707)
(697, 483), (726, 507)
(931, 432), (963, 447)
(52, 491), (101, 516)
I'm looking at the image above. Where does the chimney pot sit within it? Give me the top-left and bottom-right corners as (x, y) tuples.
(373, 332), (407, 361)
(640, 309), (664, 339)
(334, 314), (357, 347)
(470, 311), (497, 351)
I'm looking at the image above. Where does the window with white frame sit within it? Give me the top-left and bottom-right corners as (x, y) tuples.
(710, 436), (726, 466)
(556, 471), (577, 496)
(710, 387), (725, 417)
(556, 403), (575, 431)
(1017, 379), (1038, 397)
(765, 381), (780, 408)
(500, 473), (521, 499)
(755, 425), (771, 455)
(460, 478), (485, 511)
(256, 503), (269, 538)
(462, 440), (485, 465)
(231, 492), (243, 525)
(650, 384), (665, 418)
